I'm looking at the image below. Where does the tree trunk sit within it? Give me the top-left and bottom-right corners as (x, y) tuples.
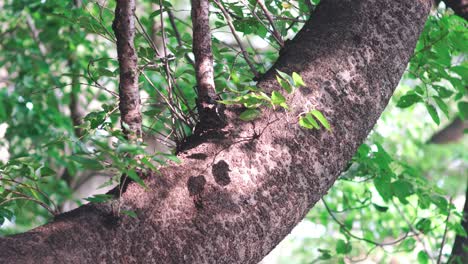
(0, 0), (431, 263)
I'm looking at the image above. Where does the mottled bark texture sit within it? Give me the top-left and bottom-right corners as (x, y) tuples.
(113, 0), (142, 141)
(0, 0), (431, 263)
(191, 0), (216, 104)
(191, 0), (224, 129)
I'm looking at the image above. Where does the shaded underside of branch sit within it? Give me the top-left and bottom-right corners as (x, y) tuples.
(0, 0), (432, 263)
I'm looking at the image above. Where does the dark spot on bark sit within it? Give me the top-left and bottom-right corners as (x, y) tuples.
(212, 160), (231, 186)
(187, 175), (206, 196)
(187, 153), (208, 160)
(102, 213), (120, 229)
(352, 34), (362, 44)
(299, 86), (313, 95)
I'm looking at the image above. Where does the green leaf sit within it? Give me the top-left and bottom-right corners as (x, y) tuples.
(397, 93), (422, 108)
(0, 207), (14, 221)
(433, 85), (454, 98)
(160, 153), (181, 164)
(276, 75), (292, 93)
(276, 70), (290, 80)
(126, 170), (146, 188)
(433, 97), (449, 118)
(299, 116), (313, 129)
(69, 156), (103, 170)
(374, 176), (392, 201)
(417, 250), (429, 264)
(425, 103), (440, 125)
(85, 194), (113, 203)
(40, 166), (56, 177)
(121, 210), (137, 218)
(458, 101), (468, 120)
(372, 203), (389, 212)
(318, 249), (332, 260)
(116, 143), (143, 154)
(292, 72), (306, 87)
(149, 10), (162, 19)
(239, 109), (261, 121)
(415, 218), (431, 234)
(141, 157), (157, 171)
(299, 113), (320, 129)
(271, 91), (288, 109)
(305, 113), (320, 129)
(430, 195), (448, 212)
(392, 180), (414, 204)
(96, 68), (115, 77)
(399, 237), (416, 251)
(336, 239), (352, 254)
(452, 222), (467, 237)
(310, 110), (331, 131)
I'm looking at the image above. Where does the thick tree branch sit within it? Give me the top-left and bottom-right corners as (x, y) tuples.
(112, 0), (142, 141)
(0, 0), (432, 263)
(429, 118), (467, 144)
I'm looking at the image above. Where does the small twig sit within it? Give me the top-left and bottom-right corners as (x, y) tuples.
(347, 245), (377, 263)
(167, 9), (194, 65)
(392, 200), (434, 263)
(134, 14), (161, 57)
(0, 177), (58, 213)
(256, 0), (284, 47)
(212, 0), (260, 78)
(323, 199), (413, 247)
(437, 197), (452, 264)
(274, 16), (307, 23)
(0, 189), (56, 215)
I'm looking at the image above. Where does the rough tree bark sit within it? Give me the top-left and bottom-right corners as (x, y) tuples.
(191, 0), (216, 104)
(112, 0), (142, 141)
(0, 0), (431, 263)
(191, 0), (224, 129)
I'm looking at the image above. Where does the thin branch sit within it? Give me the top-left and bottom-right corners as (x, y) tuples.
(392, 200), (434, 263)
(322, 199), (413, 247)
(256, 0), (284, 47)
(25, 14), (47, 56)
(167, 9), (194, 65)
(437, 197), (452, 264)
(212, 0), (260, 79)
